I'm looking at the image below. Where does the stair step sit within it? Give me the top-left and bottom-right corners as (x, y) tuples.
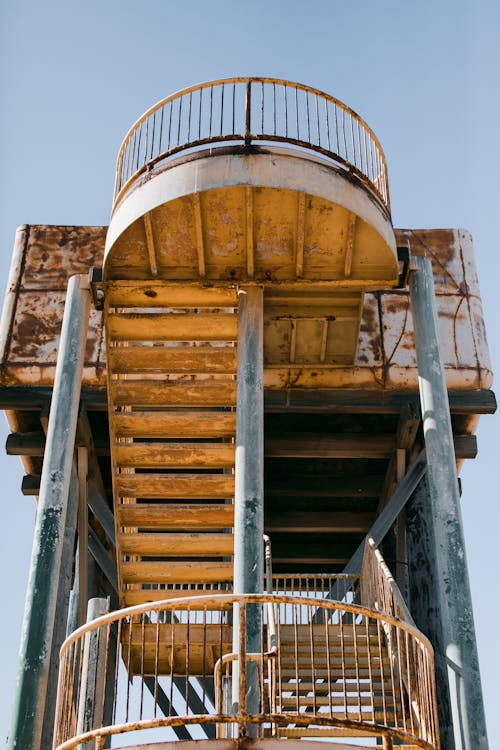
(110, 380), (237, 407)
(279, 668), (388, 679)
(115, 474), (235, 499)
(109, 346), (238, 374)
(118, 532), (233, 557)
(122, 588), (233, 607)
(113, 411), (236, 439)
(107, 313), (238, 342)
(273, 726), (398, 739)
(107, 282), (238, 309)
(117, 503), (234, 529)
(121, 560), (233, 584)
(114, 442), (235, 469)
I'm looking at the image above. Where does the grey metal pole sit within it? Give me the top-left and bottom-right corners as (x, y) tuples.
(232, 286), (264, 728)
(409, 255), (488, 750)
(77, 597), (109, 750)
(8, 274), (91, 750)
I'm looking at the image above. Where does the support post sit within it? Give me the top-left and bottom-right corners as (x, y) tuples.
(232, 286), (264, 729)
(76, 598), (109, 750)
(7, 275), (91, 750)
(409, 255), (488, 750)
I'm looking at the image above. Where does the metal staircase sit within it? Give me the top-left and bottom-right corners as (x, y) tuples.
(106, 281), (238, 607)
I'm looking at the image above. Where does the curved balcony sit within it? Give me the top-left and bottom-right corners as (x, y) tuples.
(113, 77), (390, 212)
(104, 78), (398, 289)
(53, 591), (439, 750)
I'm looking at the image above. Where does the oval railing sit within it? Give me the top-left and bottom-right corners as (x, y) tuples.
(113, 77), (390, 212)
(53, 593), (439, 750)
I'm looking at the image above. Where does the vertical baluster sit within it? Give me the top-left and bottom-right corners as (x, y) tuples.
(139, 614), (145, 720)
(167, 100), (173, 151)
(144, 116), (149, 165)
(232, 83), (236, 135)
(342, 108), (348, 161)
(366, 616), (375, 723)
(293, 604), (300, 713)
(150, 111), (156, 161)
(245, 80), (251, 144)
(136, 124), (142, 171)
(325, 98), (331, 152)
(154, 613), (160, 718)
(209, 85), (213, 138)
(220, 84), (224, 136)
(198, 87), (203, 141)
(306, 90), (311, 141)
(339, 608), (347, 719)
(113, 620), (122, 726)
(315, 94), (320, 146)
(158, 105), (165, 157)
(284, 83), (288, 137)
(295, 86), (299, 140)
(273, 82), (276, 135)
(261, 82), (265, 134)
(125, 617), (133, 722)
(352, 616), (361, 722)
(377, 619), (388, 727)
(177, 95), (183, 146)
(169, 614), (175, 714)
(188, 91), (193, 143)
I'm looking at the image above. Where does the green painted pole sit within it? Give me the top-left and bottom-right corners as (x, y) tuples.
(409, 256), (488, 750)
(7, 275), (91, 750)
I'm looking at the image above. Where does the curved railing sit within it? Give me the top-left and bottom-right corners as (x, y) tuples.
(53, 593), (439, 750)
(113, 77), (390, 212)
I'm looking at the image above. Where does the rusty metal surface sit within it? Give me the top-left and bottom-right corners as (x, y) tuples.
(0, 224), (492, 391)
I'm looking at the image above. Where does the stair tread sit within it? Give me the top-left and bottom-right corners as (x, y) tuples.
(118, 531), (234, 557)
(113, 411), (236, 438)
(121, 560), (233, 584)
(107, 312), (238, 342)
(114, 442), (235, 469)
(107, 282), (238, 309)
(109, 346), (237, 374)
(117, 503), (234, 528)
(110, 380), (237, 407)
(115, 474), (235, 499)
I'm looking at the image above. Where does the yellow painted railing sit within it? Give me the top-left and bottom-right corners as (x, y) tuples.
(113, 77), (390, 212)
(53, 592), (439, 750)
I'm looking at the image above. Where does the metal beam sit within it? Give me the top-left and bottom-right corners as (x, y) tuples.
(7, 275), (91, 750)
(233, 286), (264, 724)
(410, 255), (488, 750)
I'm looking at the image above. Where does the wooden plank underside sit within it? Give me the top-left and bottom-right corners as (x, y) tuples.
(106, 282), (238, 308)
(113, 442), (235, 469)
(107, 313), (237, 342)
(110, 381), (237, 407)
(115, 474), (235, 499)
(121, 561), (233, 584)
(117, 504), (234, 528)
(118, 532), (234, 556)
(265, 511), (373, 533)
(108, 346), (237, 374)
(113, 411), (236, 438)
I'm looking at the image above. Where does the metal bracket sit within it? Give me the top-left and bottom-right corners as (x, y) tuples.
(397, 246), (411, 288)
(89, 267), (104, 310)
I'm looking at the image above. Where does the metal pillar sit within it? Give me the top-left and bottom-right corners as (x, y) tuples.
(409, 255), (488, 750)
(8, 275), (91, 750)
(77, 597), (109, 750)
(232, 286), (264, 727)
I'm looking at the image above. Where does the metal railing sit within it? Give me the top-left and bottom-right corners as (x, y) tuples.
(113, 77), (390, 212)
(54, 592), (439, 750)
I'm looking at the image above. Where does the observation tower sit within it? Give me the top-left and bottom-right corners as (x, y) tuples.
(2, 78), (494, 750)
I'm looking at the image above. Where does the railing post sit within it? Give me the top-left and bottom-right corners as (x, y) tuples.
(7, 274), (91, 750)
(409, 255), (488, 750)
(76, 598), (109, 750)
(245, 80), (252, 145)
(232, 286), (264, 734)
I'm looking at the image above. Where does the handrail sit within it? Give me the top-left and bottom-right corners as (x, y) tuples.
(54, 593), (440, 750)
(361, 538), (440, 747)
(112, 77), (391, 212)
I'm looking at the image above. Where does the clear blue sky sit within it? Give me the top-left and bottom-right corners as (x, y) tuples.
(0, 0), (498, 746)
